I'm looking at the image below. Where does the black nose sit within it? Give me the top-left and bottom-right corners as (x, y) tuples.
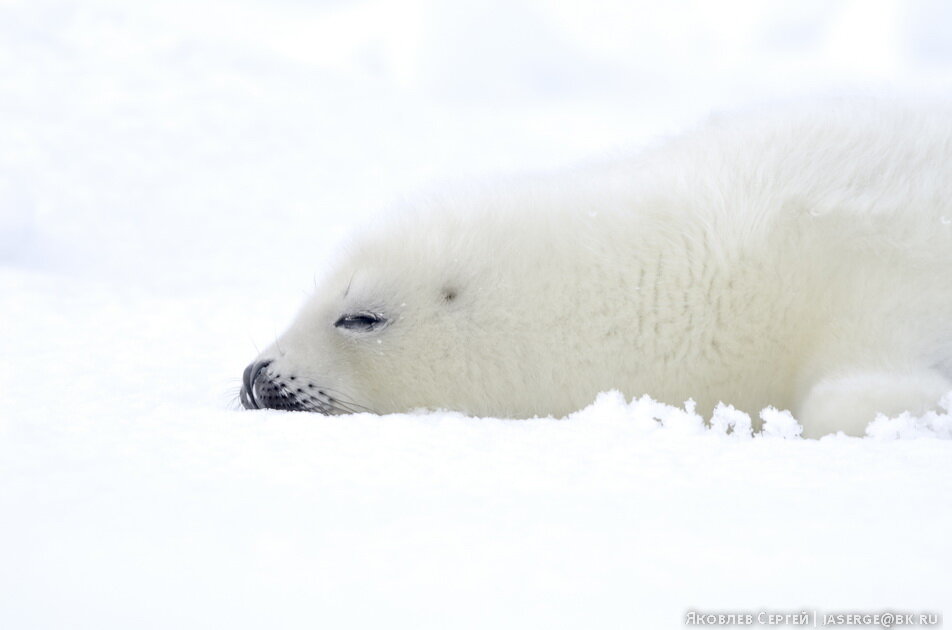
(240, 360), (271, 409)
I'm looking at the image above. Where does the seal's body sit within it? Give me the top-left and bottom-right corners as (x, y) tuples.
(241, 102), (952, 437)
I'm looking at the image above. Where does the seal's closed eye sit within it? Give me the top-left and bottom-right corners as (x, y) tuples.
(334, 311), (389, 333)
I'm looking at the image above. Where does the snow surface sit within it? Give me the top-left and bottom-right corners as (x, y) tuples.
(2, 1), (952, 628)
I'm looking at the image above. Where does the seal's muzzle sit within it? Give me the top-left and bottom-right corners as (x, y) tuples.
(240, 360), (271, 409)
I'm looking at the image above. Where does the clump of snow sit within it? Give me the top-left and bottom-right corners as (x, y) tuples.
(759, 406), (804, 439)
(659, 398), (708, 434)
(627, 393), (675, 431)
(574, 393), (794, 439)
(865, 409), (952, 440)
(569, 392), (952, 441)
(710, 402), (754, 439)
(567, 389), (635, 423)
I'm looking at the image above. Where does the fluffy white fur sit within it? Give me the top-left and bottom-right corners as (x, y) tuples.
(257, 101), (952, 437)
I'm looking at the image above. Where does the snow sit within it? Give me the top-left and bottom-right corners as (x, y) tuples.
(2, 1), (952, 628)
(760, 408), (805, 440)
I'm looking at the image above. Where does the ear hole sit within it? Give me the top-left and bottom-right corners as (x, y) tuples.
(441, 288), (457, 302)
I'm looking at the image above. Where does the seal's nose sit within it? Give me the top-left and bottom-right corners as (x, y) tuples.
(240, 360), (271, 409)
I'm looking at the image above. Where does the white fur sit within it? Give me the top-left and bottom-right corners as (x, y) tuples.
(257, 101), (952, 437)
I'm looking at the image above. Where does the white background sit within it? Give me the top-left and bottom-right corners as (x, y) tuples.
(2, 1), (951, 628)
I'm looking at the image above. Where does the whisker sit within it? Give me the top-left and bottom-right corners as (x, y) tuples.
(334, 401), (375, 415)
(221, 384), (244, 411)
(331, 401), (363, 415)
(315, 386), (377, 413)
(247, 335), (260, 355)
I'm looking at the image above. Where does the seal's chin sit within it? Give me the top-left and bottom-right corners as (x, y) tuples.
(239, 360), (367, 415)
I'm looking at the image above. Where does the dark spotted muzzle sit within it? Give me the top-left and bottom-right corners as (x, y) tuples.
(239, 360), (359, 414)
(240, 360), (301, 411)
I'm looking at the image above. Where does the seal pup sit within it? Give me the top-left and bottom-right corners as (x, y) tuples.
(240, 101), (952, 438)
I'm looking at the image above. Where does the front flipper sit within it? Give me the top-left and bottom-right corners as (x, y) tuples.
(796, 369), (952, 438)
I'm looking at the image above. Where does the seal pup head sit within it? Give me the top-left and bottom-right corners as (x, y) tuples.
(239, 189), (621, 417)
